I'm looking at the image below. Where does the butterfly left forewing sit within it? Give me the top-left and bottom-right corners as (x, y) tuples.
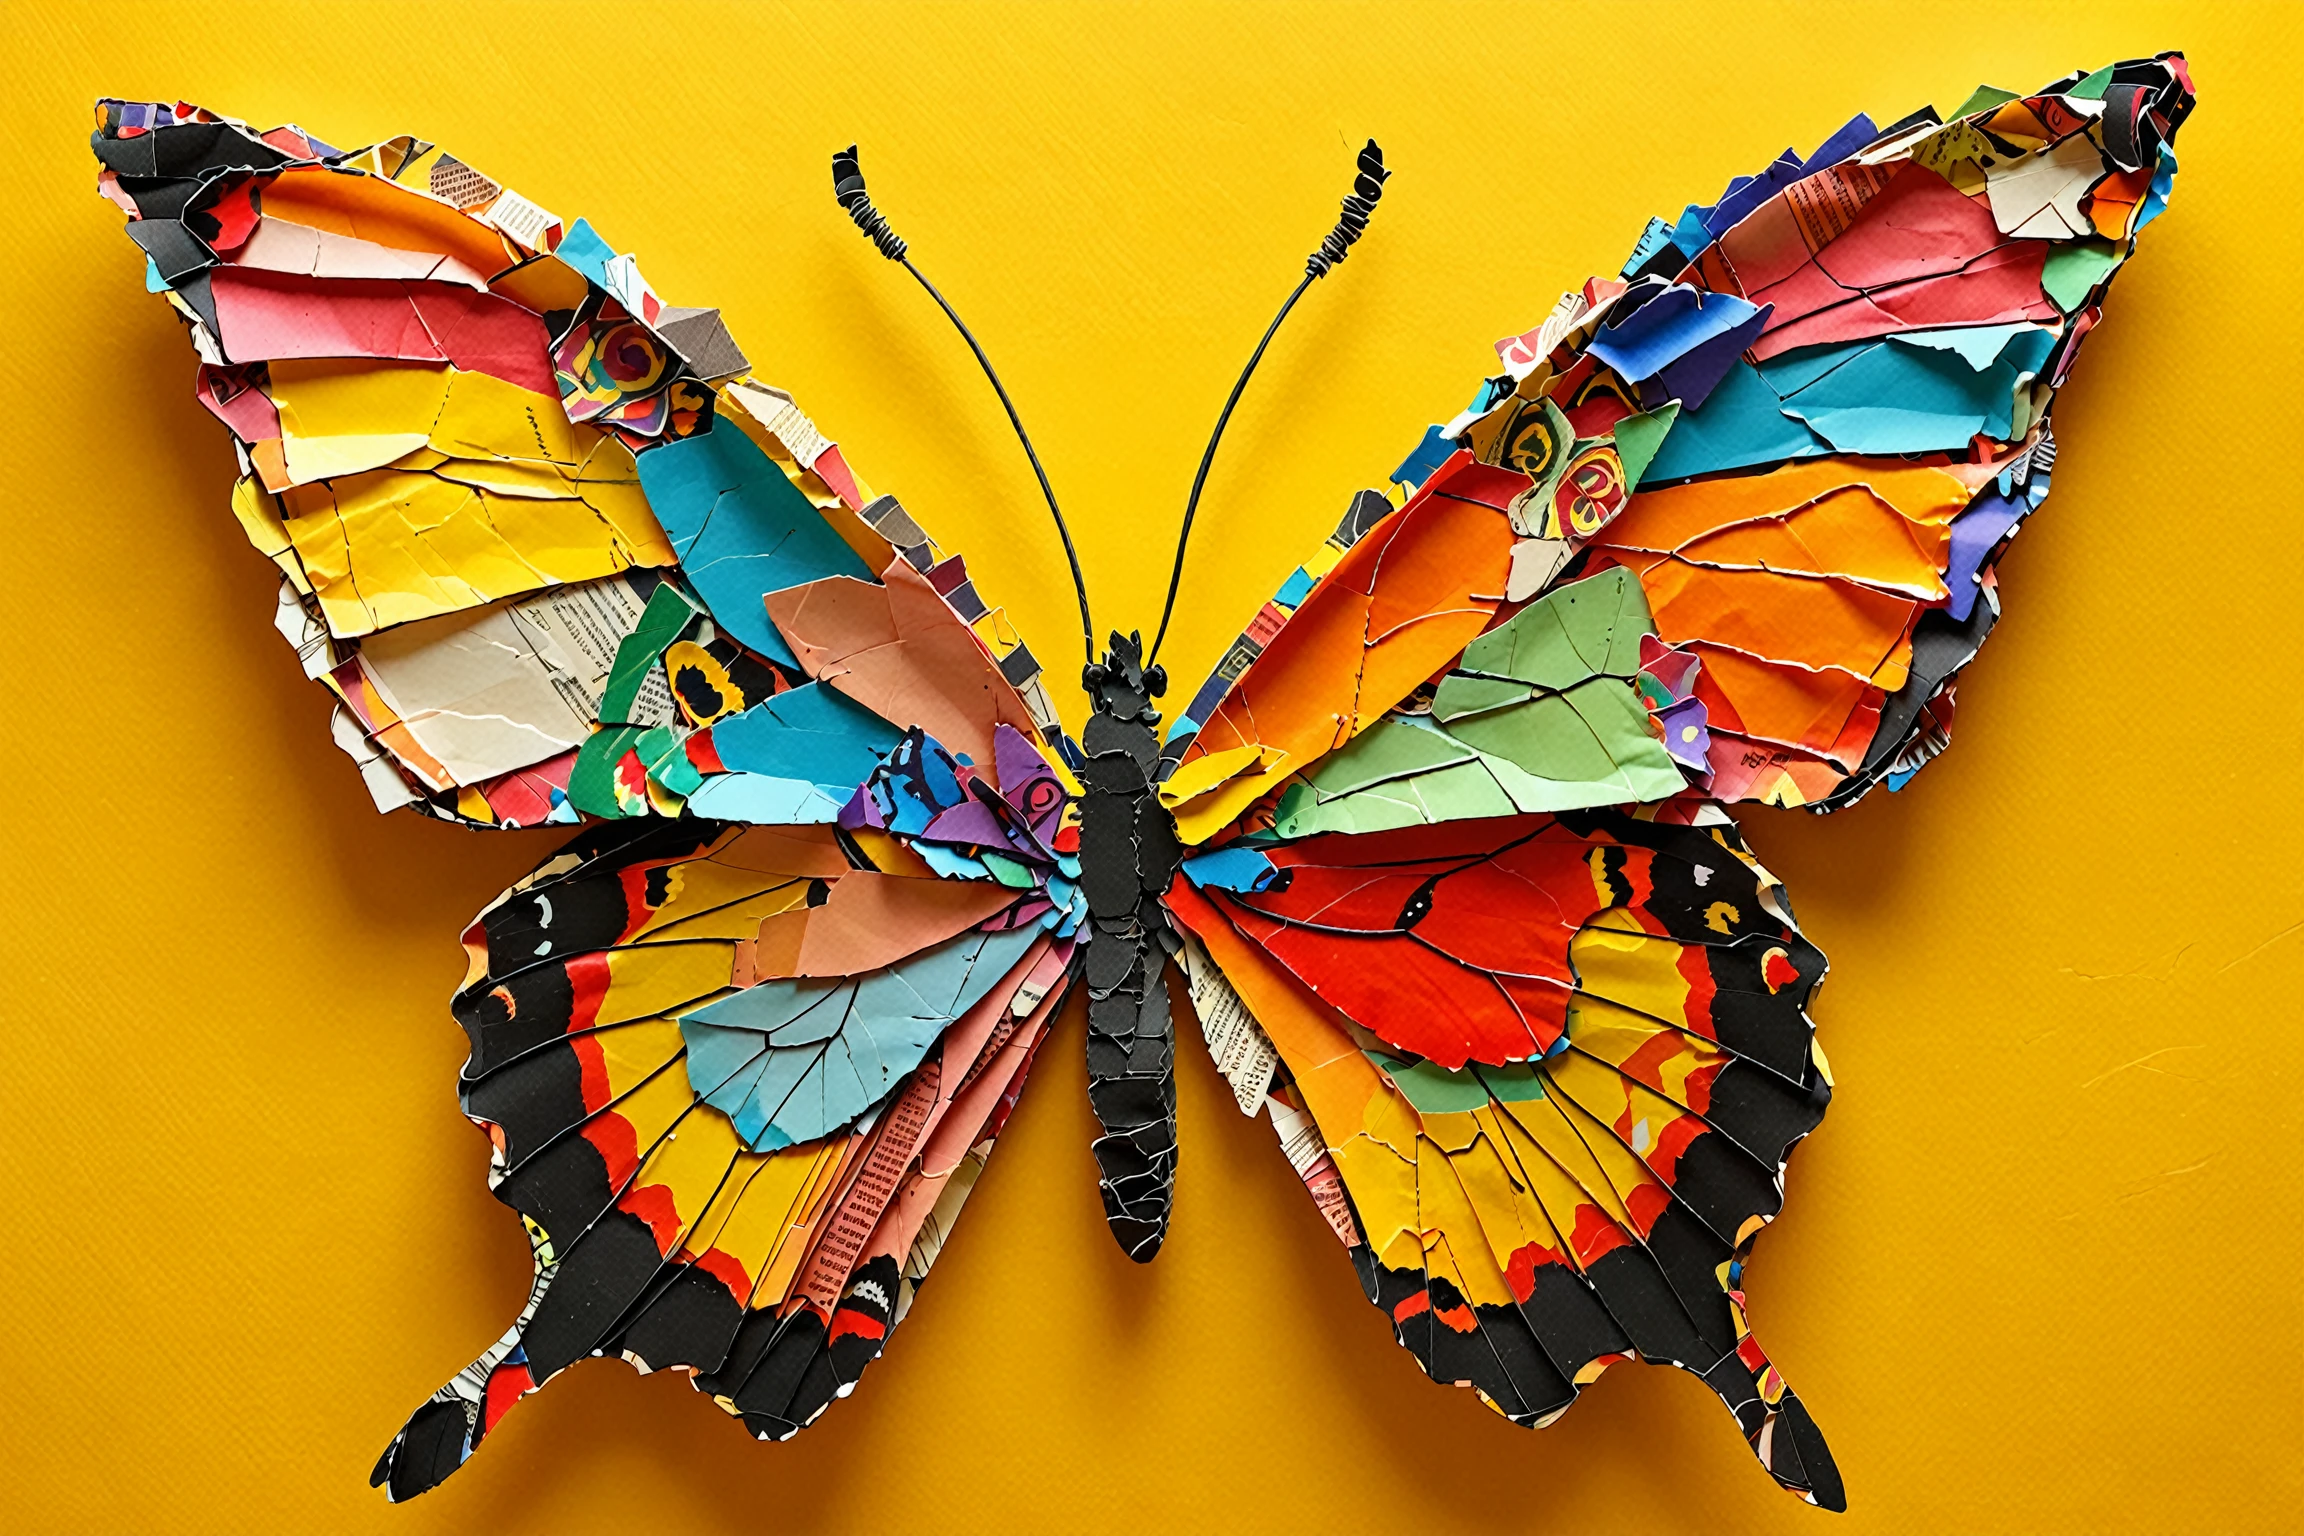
(93, 97), (1071, 829)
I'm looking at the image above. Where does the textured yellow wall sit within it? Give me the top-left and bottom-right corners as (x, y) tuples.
(2, 3), (2297, 1530)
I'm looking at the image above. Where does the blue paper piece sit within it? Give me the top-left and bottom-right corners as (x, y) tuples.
(1764, 325), (2057, 454)
(1642, 324), (2060, 478)
(1703, 148), (1806, 240)
(1883, 322), (2044, 370)
(685, 774), (844, 824)
(1943, 490), (2028, 623)
(1589, 286), (1766, 384)
(551, 219), (619, 288)
(1653, 314), (1770, 412)
(1690, 113), (1881, 242)
(1800, 112), (1886, 178)
(634, 418), (878, 665)
(709, 681), (900, 804)
(681, 924), (1039, 1149)
(1180, 846), (1279, 894)
(1668, 206), (1713, 261)
(1391, 424), (1455, 489)
(2139, 144), (2179, 230)
(1588, 286), (1774, 413)
(1637, 361), (1830, 484)
(1620, 216), (1678, 278)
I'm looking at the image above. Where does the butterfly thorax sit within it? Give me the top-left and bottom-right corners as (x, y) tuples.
(1073, 632), (1182, 1260)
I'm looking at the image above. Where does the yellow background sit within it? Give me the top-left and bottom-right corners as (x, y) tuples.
(2, 3), (2298, 1530)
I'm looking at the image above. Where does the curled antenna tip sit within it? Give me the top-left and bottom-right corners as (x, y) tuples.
(832, 143), (907, 261)
(1306, 138), (1388, 279)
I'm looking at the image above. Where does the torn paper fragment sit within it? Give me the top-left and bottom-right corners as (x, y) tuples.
(681, 924), (1038, 1149)
(635, 416), (877, 666)
(767, 559), (1040, 788)
(353, 572), (657, 786)
(1178, 935), (1280, 1113)
(1986, 130), (2109, 238)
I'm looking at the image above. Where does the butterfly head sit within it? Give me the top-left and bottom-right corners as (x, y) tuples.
(1084, 630), (1164, 727)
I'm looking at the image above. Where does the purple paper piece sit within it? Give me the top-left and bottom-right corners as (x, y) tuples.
(1945, 491), (2026, 622)
(994, 723), (1066, 840)
(923, 798), (1014, 848)
(995, 897), (1054, 930)
(1656, 696), (1712, 773)
(1695, 113), (1880, 239)
(1640, 304), (1773, 413)
(836, 784), (884, 831)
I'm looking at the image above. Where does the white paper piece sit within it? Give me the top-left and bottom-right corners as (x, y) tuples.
(728, 380), (832, 467)
(1178, 935), (1280, 1114)
(479, 188), (562, 252)
(331, 702), (419, 811)
(1266, 1094), (1361, 1248)
(273, 577), (336, 680)
(230, 218), (490, 288)
(353, 572), (652, 787)
(1506, 537), (1575, 600)
(1987, 131), (2108, 239)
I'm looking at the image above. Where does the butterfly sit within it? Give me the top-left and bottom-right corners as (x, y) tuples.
(91, 49), (2193, 1513)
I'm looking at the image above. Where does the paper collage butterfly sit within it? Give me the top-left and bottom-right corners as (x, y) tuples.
(91, 49), (2193, 1513)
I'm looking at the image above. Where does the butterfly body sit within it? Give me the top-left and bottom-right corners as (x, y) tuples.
(1076, 632), (1184, 1258)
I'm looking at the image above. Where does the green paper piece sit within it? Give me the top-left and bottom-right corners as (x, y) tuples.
(1476, 1063), (1550, 1102)
(2068, 65), (2114, 101)
(1269, 569), (1689, 840)
(566, 724), (652, 817)
(1458, 565), (1652, 687)
(1450, 678), (1672, 786)
(599, 581), (699, 725)
(1428, 673), (1529, 723)
(648, 733), (705, 797)
(979, 850), (1039, 889)
(2042, 238), (2124, 313)
(1611, 402), (1680, 489)
(1374, 1054), (1494, 1111)
(1372, 1055), (1554, 1110)
(1950, 84), (2021, 119)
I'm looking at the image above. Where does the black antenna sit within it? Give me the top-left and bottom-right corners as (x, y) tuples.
(1146, 139), (1389, 668)
(832, 145), (1096, 665)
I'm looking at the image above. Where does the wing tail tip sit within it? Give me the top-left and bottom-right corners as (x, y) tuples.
(370, 1394), (477, 1502)
(1773, 1389), (1847, 1512)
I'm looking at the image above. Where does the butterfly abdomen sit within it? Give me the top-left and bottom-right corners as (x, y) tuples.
(1078, 634), (1183, 1260)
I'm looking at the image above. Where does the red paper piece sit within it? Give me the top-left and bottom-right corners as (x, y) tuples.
(1703, 162), (2059, 361)
(1198, 815), (1644, 1068)
(209, 267), (558, 395)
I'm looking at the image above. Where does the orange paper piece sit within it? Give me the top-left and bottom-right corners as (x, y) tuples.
(754, 867), (1022, 980)
(1588, 456), (1972, 760)
(1166, 455), (1517, 840)
(768, 557), (1039, 788)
